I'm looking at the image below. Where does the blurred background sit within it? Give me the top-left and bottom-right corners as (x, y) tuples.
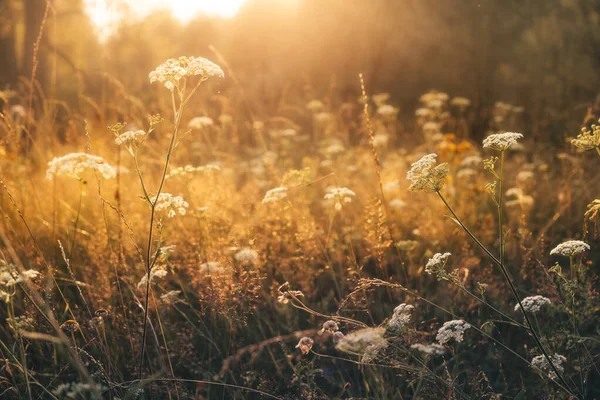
(2, 0), (600, 142)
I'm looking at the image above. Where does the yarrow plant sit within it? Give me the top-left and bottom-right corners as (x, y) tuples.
(515, 295), (551, 313)
(150, 193), (189, 218)
(532, 354), (567, 380)
(46, 153), (116, 180)
(324, 187), (356, 211)
(388, 303), (414, 332)
(572, 121), (600, 152)
(436, 319), (471, 344)
(410, 343), (446, 356)
(406, 153), (449, 192)
(149, 56), (224, 90)
(262, 187), (288, 204)
(482, 132), (523, 151)
(549, 240), (590, 257)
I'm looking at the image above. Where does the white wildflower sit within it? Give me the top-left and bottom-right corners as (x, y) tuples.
(234, 248), (258, 264)
(160, 290), (182, 304)
(372, 133), (389, 147)
(149, 56), (224, 90)
(114, 130), (146, 146)
(188, 116), (214, 129)
(137, 268), (168, 289)
(406, 153), (449, 192)
(324, 187), (356, 211)
(372, 92), (390, 106)
(450, 96), (471, 109)
(46, 153), (116, 180)
(531, 354), (567, 379)
(550, 240), (590, 257)
(200, 262), (222, 274)
(307, 99), (324, 112)
(388, 303), (414, 332)
(151, 193), (189, 218)
(262, 187), (288, 204)
(515, 295), (551, 313)
(436, 319), (471, 344)
(482, 132), (523, 151)
(377, 104), (398, 118)
(415, 108), (433, 118)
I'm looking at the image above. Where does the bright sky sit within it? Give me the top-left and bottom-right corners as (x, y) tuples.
(85, 0), (249, 41)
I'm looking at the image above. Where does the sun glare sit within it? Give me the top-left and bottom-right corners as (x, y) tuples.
(85, 0), (249, 40)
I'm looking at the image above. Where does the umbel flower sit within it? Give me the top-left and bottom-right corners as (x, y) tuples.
(436, 319), (471, 344)
(188, 116), (214, 129)
(515, 295), (551, 313)
(46, 153), (116, 180)
(114, 130), (146, 146)
(482, 132), (523, 151)
(550, 240), (590, 257)
(262, 187), (288, 204)
(531, 354), (567, 379)
(424, 252), (451, 280)
(388, 303), (414, 332)
(151, 193), (189, 218)
(406, 153), (449, 192)
(149, 56), (224, 90)
(324, 187), (356, 211)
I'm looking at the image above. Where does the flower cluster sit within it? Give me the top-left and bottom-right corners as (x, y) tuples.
(388, 303), (414, 332)
(436, 319), (471, 344)
(425, 252), (451, 280)
(531, 354), (567, 379)
(550, 240), (590, 257)
(406, 153), (449, 192)
(515, 295), (551, 313)
(377, 104), (398, 118)
(114, 129), (146, 146)
(188, 116), (214, 129)
(151, 193), (189, 218)
(262, 187), (288, 204)
(166, 164), (221, 179)
(324, 187), (356, 211)
(234, 248), (258, 264)
(200, 261), (222, 274)
(277, 282), (304, 304)
(137, 267), (168, 289)
(149, 56), (224, 90)
(46, 153), (116, 180)
(450, 96), (471, 109)
(482, 132), (523, 151)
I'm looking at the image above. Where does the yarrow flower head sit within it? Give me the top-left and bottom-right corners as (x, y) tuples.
(137, 267), (168, 289)
(46, 153), (116, 180)
(411, 343), (446, 356)
(262, 187), (288, 204)
(150, 193), (189, 218)
(115, 130), (146, 147)
(188, 116), (214, 129)
(482, 132), (523, 151)
(377, 104), (398, 118)
(531, 354), (567, 379)
(234, 248), (258, 264)
(515, 295), (551, 313)
(425, 252), (451, 280)
(406, 153), (449, 192)
(550, 240), (590, 257)
(436, 319), (471, 344)
(388, 303), (414, 333)
(149, 56), (224, 90)
(324, 187), (356, 211)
